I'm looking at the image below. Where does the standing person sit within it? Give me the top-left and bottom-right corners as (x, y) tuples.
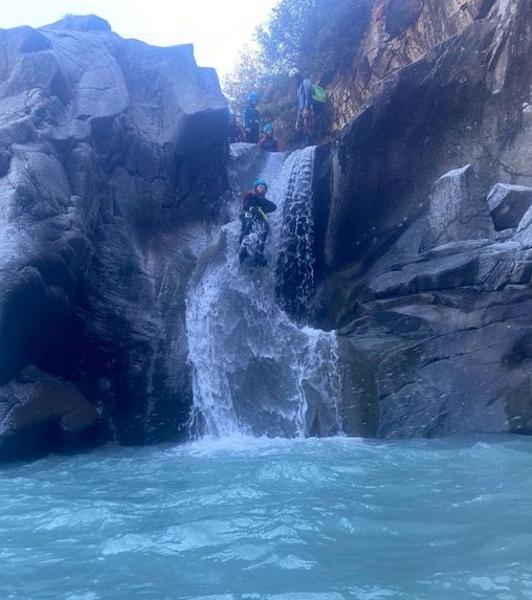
(288, 68), (315, 146)
(243, 92), (261, 144)
(259, 123), (280, 153)
(239, 179), (277, 266)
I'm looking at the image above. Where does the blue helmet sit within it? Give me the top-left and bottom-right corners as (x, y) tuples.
(247, 92), (259, 104)
(254, 179), (268, 190)
(263, 123), (273, 134)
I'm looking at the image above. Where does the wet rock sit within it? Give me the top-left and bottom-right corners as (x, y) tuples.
(488, 183), (532, 231)
(0, 367), (99, 462)
(229, 143), (262, 180)
(375, 322), (524, 438)
(0, 150), (11, 177)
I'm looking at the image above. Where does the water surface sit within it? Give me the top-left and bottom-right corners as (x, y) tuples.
(1, 436), (532, 599)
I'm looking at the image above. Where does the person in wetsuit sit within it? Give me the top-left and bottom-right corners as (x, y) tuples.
(239, 179), (277, 266)
(243, 92), (261, 144)
(259, 123), (280, 153)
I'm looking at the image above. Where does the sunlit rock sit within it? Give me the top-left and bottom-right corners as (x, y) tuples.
(0, 15), (228, 461)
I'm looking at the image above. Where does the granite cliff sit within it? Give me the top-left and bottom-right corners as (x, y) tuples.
(309, 0), (532, 437)
(0, 15), (228, 461)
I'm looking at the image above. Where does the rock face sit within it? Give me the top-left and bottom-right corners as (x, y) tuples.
(0, 16), (228, 461)
(0, 367), (98, 461)
(311, 0), (532, 438)
(327, 0), (498, 131)
(488, 183), (532, 231)
(421, 165), (494, 251)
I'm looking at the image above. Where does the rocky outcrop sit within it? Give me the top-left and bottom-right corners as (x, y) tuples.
(333, 231), (532, 438)
(315, 0), (532, 273)
(327, 0), (499, 131)
(0, 367), (98, 461)
(0, 16), (228, 462)
(488, 183), (532, 231)
(311, 0), (532, 438)
(421, 165), (494, 251)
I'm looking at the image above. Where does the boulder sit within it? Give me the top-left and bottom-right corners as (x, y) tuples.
(421, 165), (494, 251)
(515, 204), (532, 246)
(0, 367), (99, 462)
(488, 183), (532, 231)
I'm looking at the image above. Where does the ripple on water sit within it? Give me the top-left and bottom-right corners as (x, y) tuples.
(0, 436), (531, 600)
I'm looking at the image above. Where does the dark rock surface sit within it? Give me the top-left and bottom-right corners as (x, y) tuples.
(488, 183), (532, 231)
(0, 15), (228, 461)
(386, 0), (423, 38)
(0, 367), (98, 462)
(311, 0), (532, 438)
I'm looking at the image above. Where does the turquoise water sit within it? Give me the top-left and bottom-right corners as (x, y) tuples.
(1, 436), (532, 600)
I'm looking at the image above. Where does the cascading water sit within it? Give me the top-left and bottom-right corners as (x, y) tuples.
(275, 147), (317, 319)
(186, 147), (342, 439)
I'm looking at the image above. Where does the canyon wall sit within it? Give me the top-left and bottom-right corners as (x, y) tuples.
(0, 16), (228, 461)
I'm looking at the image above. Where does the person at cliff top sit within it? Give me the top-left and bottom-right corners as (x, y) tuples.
(288, 68), (315, 146)
(239, 179), (277, 266)
(243, 92), (261, 144)
(259, 123), (280, 152)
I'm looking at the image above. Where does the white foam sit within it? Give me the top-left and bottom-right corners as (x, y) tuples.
(185, 148), (342, 440)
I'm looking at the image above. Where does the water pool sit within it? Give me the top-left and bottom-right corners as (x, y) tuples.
(1, 436), (531, 599)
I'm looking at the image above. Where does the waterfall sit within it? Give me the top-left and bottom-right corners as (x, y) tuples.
(186, 147), (342, 439)
(275, 146), (317, 319)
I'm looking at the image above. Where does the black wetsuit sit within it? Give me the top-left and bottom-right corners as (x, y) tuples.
(243, 106), (261, 144)
(240, 192), (277, 265)
(260, 136), (279, 152)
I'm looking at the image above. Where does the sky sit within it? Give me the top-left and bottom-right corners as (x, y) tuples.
(1, 0), (277, 77)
